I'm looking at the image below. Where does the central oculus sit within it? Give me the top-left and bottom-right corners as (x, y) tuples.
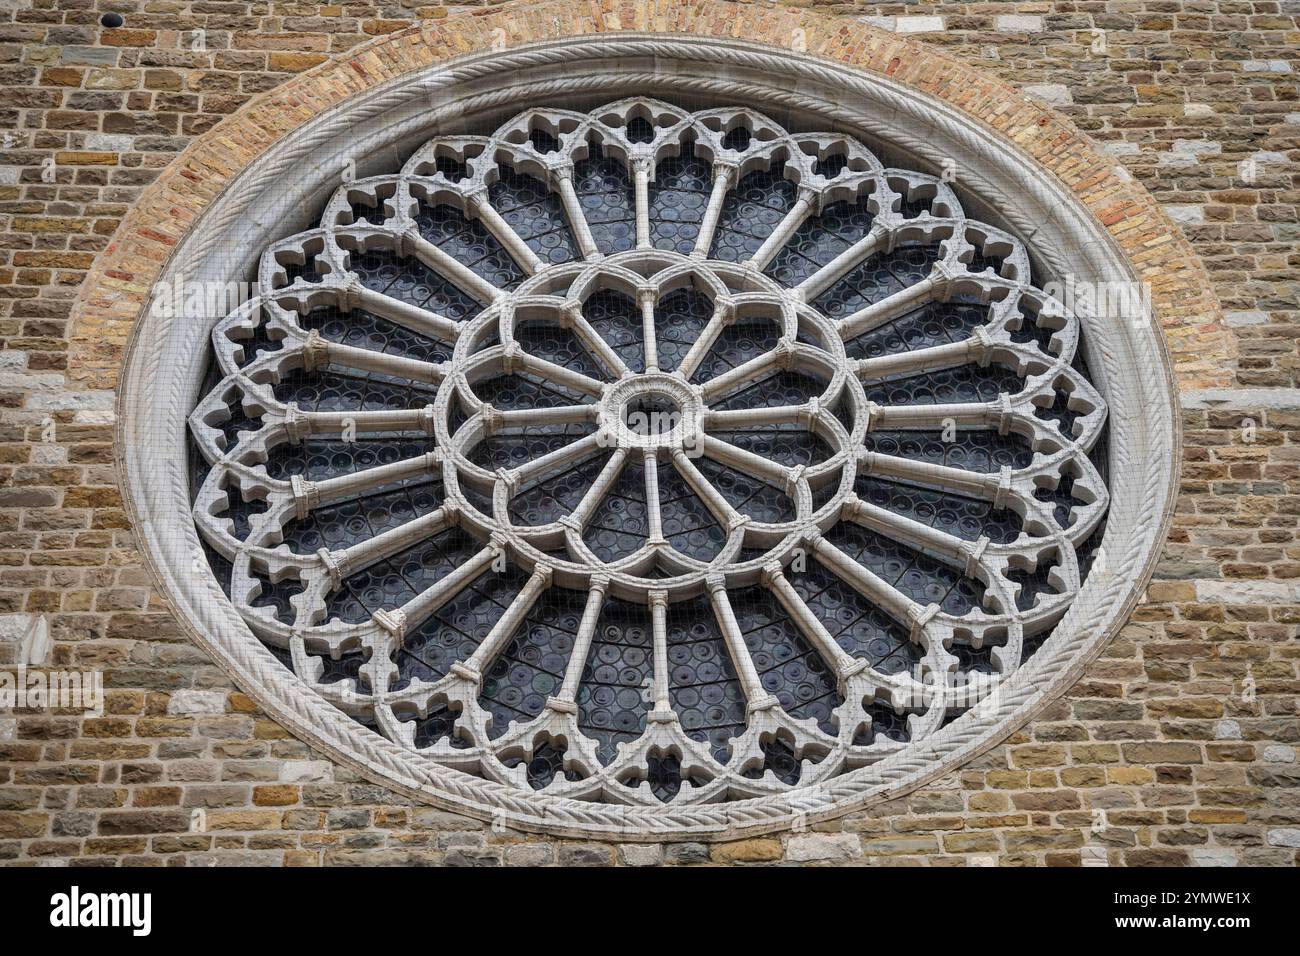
(605, 373), (700, 452)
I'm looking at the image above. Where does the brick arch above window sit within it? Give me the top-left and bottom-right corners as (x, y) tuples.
(69, 0), (1230, 394)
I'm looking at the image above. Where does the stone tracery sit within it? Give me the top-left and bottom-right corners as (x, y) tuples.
(188, 98), (1109, 807)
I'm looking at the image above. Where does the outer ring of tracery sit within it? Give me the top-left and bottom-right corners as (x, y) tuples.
(187, 97), (1110, 808)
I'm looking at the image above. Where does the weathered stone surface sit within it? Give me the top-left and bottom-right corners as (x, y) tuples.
(1266, 829), (1300, 848)
(504, 843), (553, 867)
(786, 834), (862, 863)
(1191, 849), (1239, 867)
(711, 839), (784, 863)
(619, 844), (663, 867)
(166, 690), (227, 716)
(558, 844), (614, 867)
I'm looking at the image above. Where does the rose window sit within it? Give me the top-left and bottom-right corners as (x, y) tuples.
(189, 99), (1109, 808)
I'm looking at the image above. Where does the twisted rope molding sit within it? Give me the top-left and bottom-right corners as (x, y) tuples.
(114, 36), (1180, 839)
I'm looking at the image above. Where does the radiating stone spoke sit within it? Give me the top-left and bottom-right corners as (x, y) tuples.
(698, 344), (784, 403)
(647, 590), (673, 718)
(564, 302), (633, 379)
(692, 161), (737, 258)
(836, 272), (942, 340)
(465, 189), (546, 275)
(277, 404), (436, 442)
(372, 540), (503, 644)
(528, 403), (603, 430)
(701, 433), (802, 495)
(705, 402), (819, 430)
(633, 157), (654, 250)
(853, 334), (989, 382)
(502, 431), (606, 491)
(287, 450), (441, 519)
(760, 562), (864, 683)
(300, 330), (447, 385)
(843, 493), (989, 581)
(675, 295), (733, 381)
(796, 225), (887, 302)
(747, 186), (816, 271)
(320, 280), (463, 342)
(858, 448), (1001, 500)
(707, 574), (780, 711)
(505, 344), (608, 398)
(325, 504), (455, 584)
(551, 576), (610, 704)
(669, 449), (745, 532)
(552, 167), (601, 260)
(486, 403), (599, 430)
(401, 228), (505, 305)
(643, 450), (666, 544)
(809, 533), (929, 637)
(562, 448), (629, 532)
(866, 400), (997, 431)
(461, 564), (554, 676)
(638, 286), (660, 371)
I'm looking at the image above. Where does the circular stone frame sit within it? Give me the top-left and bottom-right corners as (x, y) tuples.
(110, 30), (1181, 840)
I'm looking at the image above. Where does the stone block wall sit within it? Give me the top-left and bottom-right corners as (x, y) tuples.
(0, 0), (1297, 865)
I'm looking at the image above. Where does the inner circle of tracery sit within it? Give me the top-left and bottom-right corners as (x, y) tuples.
(433, 251), (859, 597)
(189, 98), (1109, 802)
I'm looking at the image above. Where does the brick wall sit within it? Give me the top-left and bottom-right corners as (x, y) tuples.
(0, 0), (1297, 866)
